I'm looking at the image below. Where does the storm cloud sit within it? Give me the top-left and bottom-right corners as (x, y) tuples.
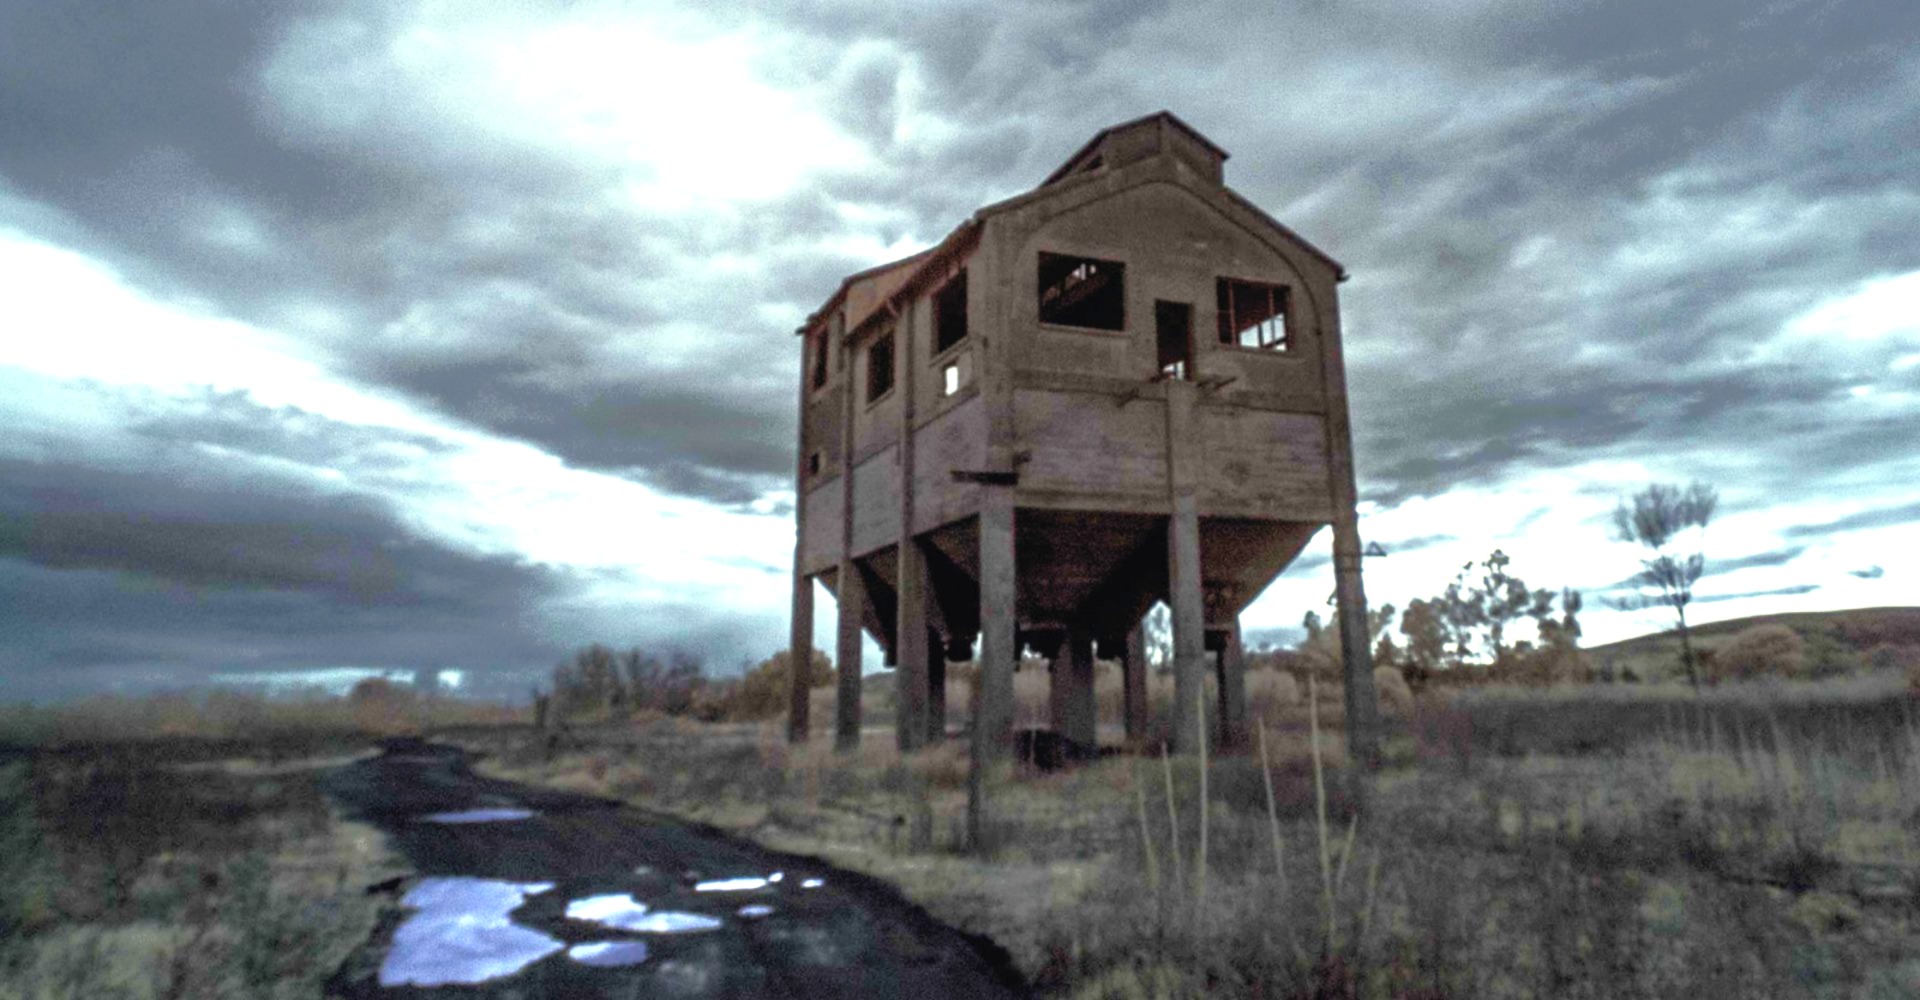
(3, 0), (1917, 695)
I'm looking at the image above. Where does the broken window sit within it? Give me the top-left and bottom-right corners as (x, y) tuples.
(1156, 300), (1193, 380)
(934, 270), (968, 354)
(1216, 278), (1289, 350)
(866, 330), (894, 403)
(1038, 252), (1125, 330)
(809, 328), (830, 389)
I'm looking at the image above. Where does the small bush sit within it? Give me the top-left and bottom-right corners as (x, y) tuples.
(1864, 642), (1920, 674)
(1374, 666), (1414, 714)
(1709, 625), (1805, 682)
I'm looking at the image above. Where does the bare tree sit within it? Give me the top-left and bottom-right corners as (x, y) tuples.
(1612, 481), (1718, 689)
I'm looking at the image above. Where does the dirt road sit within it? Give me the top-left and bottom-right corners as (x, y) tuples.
(321, 739), (1026, 998)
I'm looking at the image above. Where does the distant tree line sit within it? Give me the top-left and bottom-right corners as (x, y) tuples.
(536, 644), (834, 727)
(1260, 548), (1589, 687)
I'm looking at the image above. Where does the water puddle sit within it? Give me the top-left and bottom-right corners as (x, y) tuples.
(737, 904), (775, 919)
(568, 941), (651, 967)
(694, 874), (776, 893)
(420, 807), (536, 824)
(379, 878), (561, 987)
(566, 893), (724, 934)
(801, 878), (825, 889)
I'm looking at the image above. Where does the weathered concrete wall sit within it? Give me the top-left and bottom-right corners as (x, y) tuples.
(1004, 178), (1330, 392)
(850, 447), (902, 558)
(1013, 388), (1168, 510)
(800, 480), (841, 577)
(851, 327), (903, 460)
(910, 394), (985, 535)
(1197, 407), (1333, 520)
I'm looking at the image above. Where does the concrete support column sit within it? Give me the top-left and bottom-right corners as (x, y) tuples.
(1164, 379), (1206, 755)
(1216, 620), (1248, 752)
(926, 634), (950, 744)
(787, 569), (813, 743)
(1044, 630), (1070, 736)
(834, 563), (865, 753)
(975, 492), (1017, 757)
(1122, 621), (1148, 745)
(1333, 524), (1380, 772)
(896, 541), (930, 753)
(1061, 629), (1097, 750)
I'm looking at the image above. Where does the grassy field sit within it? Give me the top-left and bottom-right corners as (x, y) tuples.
(2, 614), (1916, 998)
(472, 664), (1920, 999)
(0, 731), (408, 999)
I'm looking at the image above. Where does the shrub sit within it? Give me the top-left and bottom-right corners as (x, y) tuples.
(1248, 668), (1300, 722)
(1865, 642), (1920, 674)
(1708, 624), (1805, 682)
(346, 678), (417, 733)
(1374, 666), (1414, 714)
(716, 648), (834, 721)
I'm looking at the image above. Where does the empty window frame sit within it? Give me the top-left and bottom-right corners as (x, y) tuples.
(1156, 301), (1194, 380)
(865, 330), (895, 403)
(806, 451), (823, 477)
(934, 270), (968, 354)
(1038, 252), (1125, 331)
(809, 328), (830, 389)
(1216, 278), (1290, 351)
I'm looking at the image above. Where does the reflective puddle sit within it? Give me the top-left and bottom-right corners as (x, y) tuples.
(379, 878), (561, 987)
(568, 940), (651, 967)
(566, 893), (724, 934)
(694, 874), (776, 893)
(737, 904), (775, 919)
(420, 807), (536, 824)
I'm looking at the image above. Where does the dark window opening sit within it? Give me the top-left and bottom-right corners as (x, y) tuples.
(866, 331), (895, 403)
(1038, 252), (1125, 330)
(809, 329), (829, 389)
(807, 451), (823, 477)
(934, 270), (968, 353)
(1216, 278), (1289, 350)
(1156, 301), (1193, 380)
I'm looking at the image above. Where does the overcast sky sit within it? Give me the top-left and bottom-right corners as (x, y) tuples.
(3, 0), (1916, 701)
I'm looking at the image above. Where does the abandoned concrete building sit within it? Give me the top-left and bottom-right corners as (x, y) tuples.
(786, 111), (1378, 762)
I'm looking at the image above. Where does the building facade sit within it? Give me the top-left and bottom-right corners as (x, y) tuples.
(787, 112), (1378, 760)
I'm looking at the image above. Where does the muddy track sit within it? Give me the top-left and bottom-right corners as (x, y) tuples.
(320, 738), (1028, 999)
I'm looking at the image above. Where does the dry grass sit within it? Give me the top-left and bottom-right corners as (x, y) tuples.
(472, 672), (1920, 998)
(0, 747), (400, 999)
(0, 689), (523, 753)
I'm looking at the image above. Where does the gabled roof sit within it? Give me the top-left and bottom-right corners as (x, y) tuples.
(799, 246), (937, 334)
(800, 112), (1345, 335)
(1039, 110), (1230, 186)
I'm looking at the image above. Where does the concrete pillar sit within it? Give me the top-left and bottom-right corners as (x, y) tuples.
(1164, 379), (1206, 754)
(1046, 630), (1070, 736)
(834, 563), (864, 753)
(1060, 629), (1097, 750)
(1216, 620), (1248, 752)
(1313, 270), (1379, 802)
(926, 634), (950, 744)
(975, 492), (1017, 757)
(787, 570), (813, 743)
(896, 541), (930, 752)
(1334, 523), (1380, 772)
(1122, 621), (1148, 745)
